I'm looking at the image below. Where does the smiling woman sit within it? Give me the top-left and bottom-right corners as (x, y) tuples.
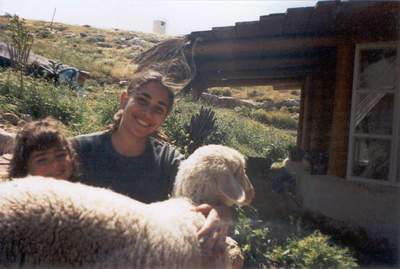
(74, 69), (181, 202)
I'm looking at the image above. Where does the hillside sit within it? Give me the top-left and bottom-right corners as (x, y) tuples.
(0, 15), (299, 102)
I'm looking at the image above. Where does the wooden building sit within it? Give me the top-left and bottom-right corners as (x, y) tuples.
(188, 0), (400, 259)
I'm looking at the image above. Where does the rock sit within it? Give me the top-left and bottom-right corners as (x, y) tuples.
(2, 13), (12, 18)
(86, 34), (105, 43)
(201, 93), (256, 109)
(0, 153), (12, 181)
(119, 80), (129, 87)
(80, 32), (88, 38)
(200, 93), (300, 113)
(20, 114), (32, 122)
(65, 33), (76, 39)
(97, 42), (112, 48)
(0, 128), (15, 156)
(2, 113), (19, 126)
(226, 237), (244, 269)
(127, 37), (147, 47)
(260, 100), (275, 110)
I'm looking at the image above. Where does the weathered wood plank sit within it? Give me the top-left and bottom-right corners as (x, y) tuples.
(193, 36), (337, 58)
(211, 26), (236, 40)
(197, 56), (320, 72)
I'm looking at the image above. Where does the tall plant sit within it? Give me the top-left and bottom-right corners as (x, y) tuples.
(184, 106), (217, 154)
(6, 15), (34, 93)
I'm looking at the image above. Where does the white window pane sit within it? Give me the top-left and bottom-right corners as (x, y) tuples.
(352, 138), (390, 180)
(354, 93), (393, 135)
(359, 48), (396, 90)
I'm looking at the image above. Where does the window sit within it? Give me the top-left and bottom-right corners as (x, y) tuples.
(347, 43), (399, 184)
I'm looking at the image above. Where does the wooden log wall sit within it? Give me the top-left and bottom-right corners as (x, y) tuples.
(302, 56), (335, 153)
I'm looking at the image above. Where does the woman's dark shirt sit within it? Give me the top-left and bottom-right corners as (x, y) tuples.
(73, 131), (183, 203)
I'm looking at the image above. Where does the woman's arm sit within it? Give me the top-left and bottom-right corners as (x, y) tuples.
(193, 204), (233, 256)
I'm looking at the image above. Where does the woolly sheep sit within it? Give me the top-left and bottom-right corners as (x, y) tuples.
(0, 144), (254, 268)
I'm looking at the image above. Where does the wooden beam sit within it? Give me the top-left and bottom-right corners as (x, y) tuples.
(198, 57), (319, 72)
(193, 36), (337, 58)
(203, 68), (309, 82)
(328, 43), (354, 177)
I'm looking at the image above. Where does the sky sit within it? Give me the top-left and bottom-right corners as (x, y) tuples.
(0, 0), (320, 36)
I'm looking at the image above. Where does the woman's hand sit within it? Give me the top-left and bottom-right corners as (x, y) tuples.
(193, 204), (232, 256)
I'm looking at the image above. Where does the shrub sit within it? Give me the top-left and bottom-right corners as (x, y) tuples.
(184, 106), (217, 154)
(0, 71), (85, 130)
(270, 231), (358, 269)
(209, 87), (232, 97)
(231, 206), (274, 268)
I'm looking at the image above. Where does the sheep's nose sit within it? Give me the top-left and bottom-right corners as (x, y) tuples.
(242, 176), (255, 205)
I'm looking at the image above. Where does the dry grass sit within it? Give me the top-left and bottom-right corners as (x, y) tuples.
(110, 63), (137, 80)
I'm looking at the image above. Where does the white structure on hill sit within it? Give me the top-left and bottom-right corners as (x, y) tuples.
(153, 20), (166, 35)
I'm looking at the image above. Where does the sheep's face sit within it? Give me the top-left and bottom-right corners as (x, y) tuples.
(174, 145), (255, 207)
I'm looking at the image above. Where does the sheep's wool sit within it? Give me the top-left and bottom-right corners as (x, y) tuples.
(0, 144), (254, 268)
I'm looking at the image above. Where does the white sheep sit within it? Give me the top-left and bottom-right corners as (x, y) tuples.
(0, 144), (254, 269)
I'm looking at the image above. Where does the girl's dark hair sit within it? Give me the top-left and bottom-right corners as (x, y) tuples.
(8, 117), (78, 179)
(108, 70), (176, 142)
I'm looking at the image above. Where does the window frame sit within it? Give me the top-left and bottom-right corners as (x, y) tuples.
(347, 42), (400, 186)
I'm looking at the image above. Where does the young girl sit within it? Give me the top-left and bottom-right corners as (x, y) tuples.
(8, 117), (77, 181)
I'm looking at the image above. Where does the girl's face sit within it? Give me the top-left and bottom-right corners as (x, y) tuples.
(27, 146), (73, 180)
(119, 81), (170, 140)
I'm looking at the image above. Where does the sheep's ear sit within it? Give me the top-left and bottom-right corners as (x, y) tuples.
(216, 173), (246, 206)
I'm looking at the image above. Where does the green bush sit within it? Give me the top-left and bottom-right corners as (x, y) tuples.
(270, 231), (358, 269)
(231, 208), (358, 269)
(231, 207), (274, 268)
(0, 72), (85, 128)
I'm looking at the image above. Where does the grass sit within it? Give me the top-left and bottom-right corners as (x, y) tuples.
(164, 97), (296, 158)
